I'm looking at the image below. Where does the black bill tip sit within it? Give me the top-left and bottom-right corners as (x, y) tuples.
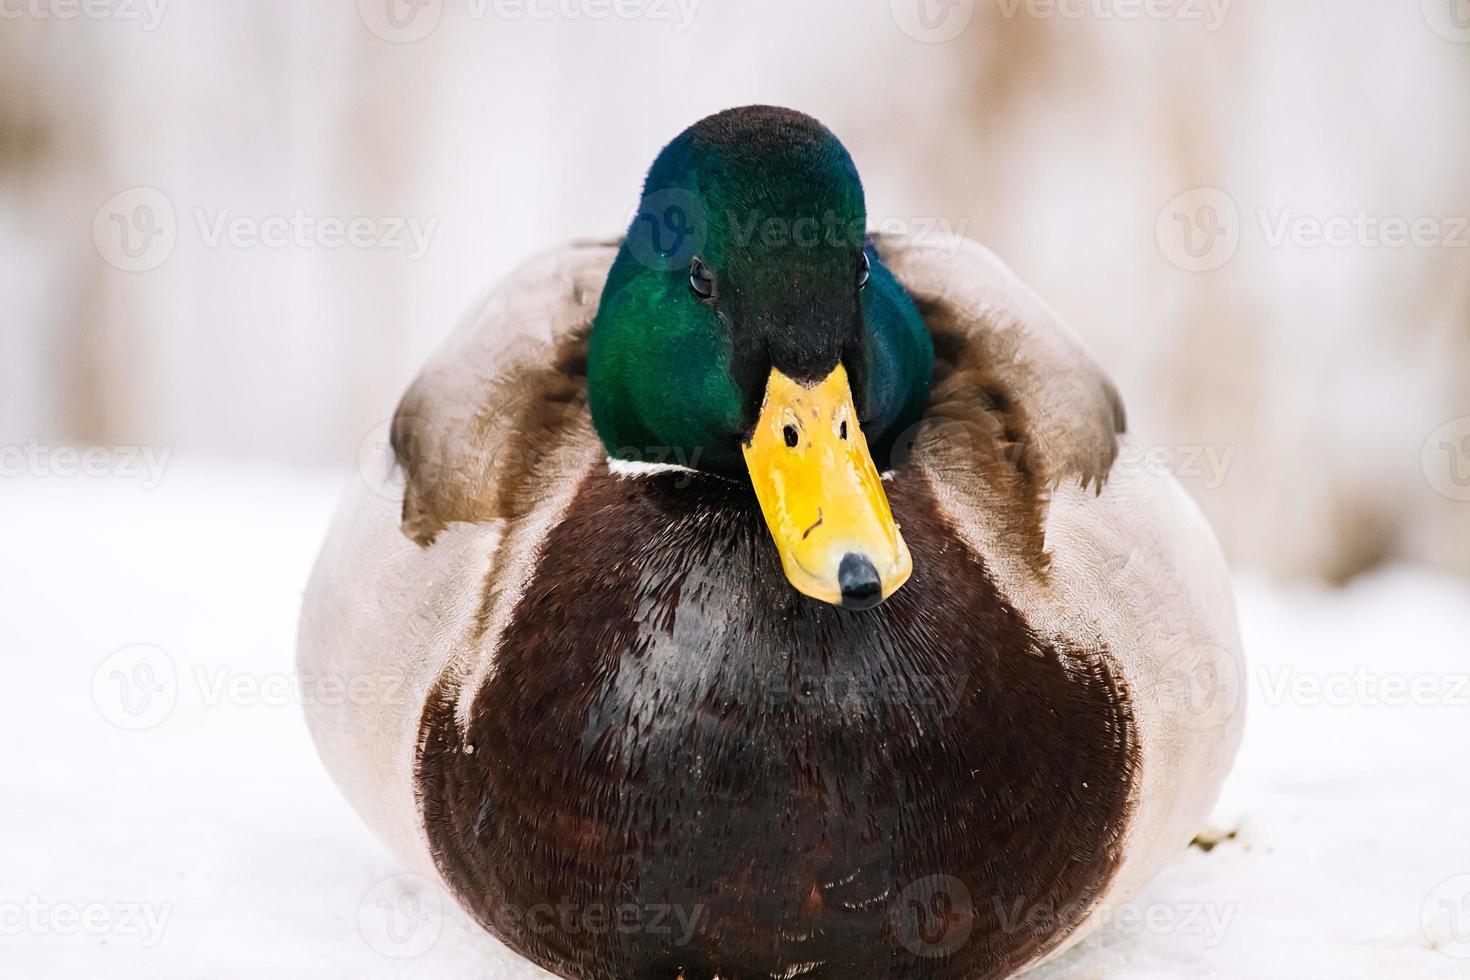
(838, 552), (883, 611)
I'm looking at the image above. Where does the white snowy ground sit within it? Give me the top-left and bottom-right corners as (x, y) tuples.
(4, 460), (1468, 979)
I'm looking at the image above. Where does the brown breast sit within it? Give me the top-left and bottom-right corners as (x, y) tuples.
(415, 464), (1138, 980)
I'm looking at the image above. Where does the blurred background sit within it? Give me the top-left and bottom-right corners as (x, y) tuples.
(5, 0), (1469, 583)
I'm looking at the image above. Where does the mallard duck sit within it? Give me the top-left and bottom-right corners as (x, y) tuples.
(300, 105), (1243, 980)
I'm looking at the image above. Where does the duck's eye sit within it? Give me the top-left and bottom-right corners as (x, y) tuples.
(839, 420), (848, 441)
(690, 258), (716, 300)
(783, 424), (799, 448)
(858, 252), (871, 289)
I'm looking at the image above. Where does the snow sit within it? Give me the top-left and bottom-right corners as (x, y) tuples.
(4, 461), (1467, 978)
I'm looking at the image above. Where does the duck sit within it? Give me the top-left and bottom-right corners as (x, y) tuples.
(299, 105), (1244, 980)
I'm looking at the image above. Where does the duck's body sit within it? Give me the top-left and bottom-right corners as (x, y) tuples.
(301, 109), (1242, 980)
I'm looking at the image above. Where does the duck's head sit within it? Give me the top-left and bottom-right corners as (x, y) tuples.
(589, 106), (933, 611)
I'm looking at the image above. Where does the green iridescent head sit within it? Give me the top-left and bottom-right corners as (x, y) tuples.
(588, 106), (935, 608)
(588, 105), (933, 478)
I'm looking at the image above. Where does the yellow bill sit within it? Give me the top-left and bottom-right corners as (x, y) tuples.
(742, 364), (912, 610)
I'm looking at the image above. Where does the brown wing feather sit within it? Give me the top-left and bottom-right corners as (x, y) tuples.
(876, 232), (1126, 573)
(390, 241), (619, 546)
(876, 231), (1125, 494)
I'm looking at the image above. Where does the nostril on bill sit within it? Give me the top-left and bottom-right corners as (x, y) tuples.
(838, 552), (883, 611)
